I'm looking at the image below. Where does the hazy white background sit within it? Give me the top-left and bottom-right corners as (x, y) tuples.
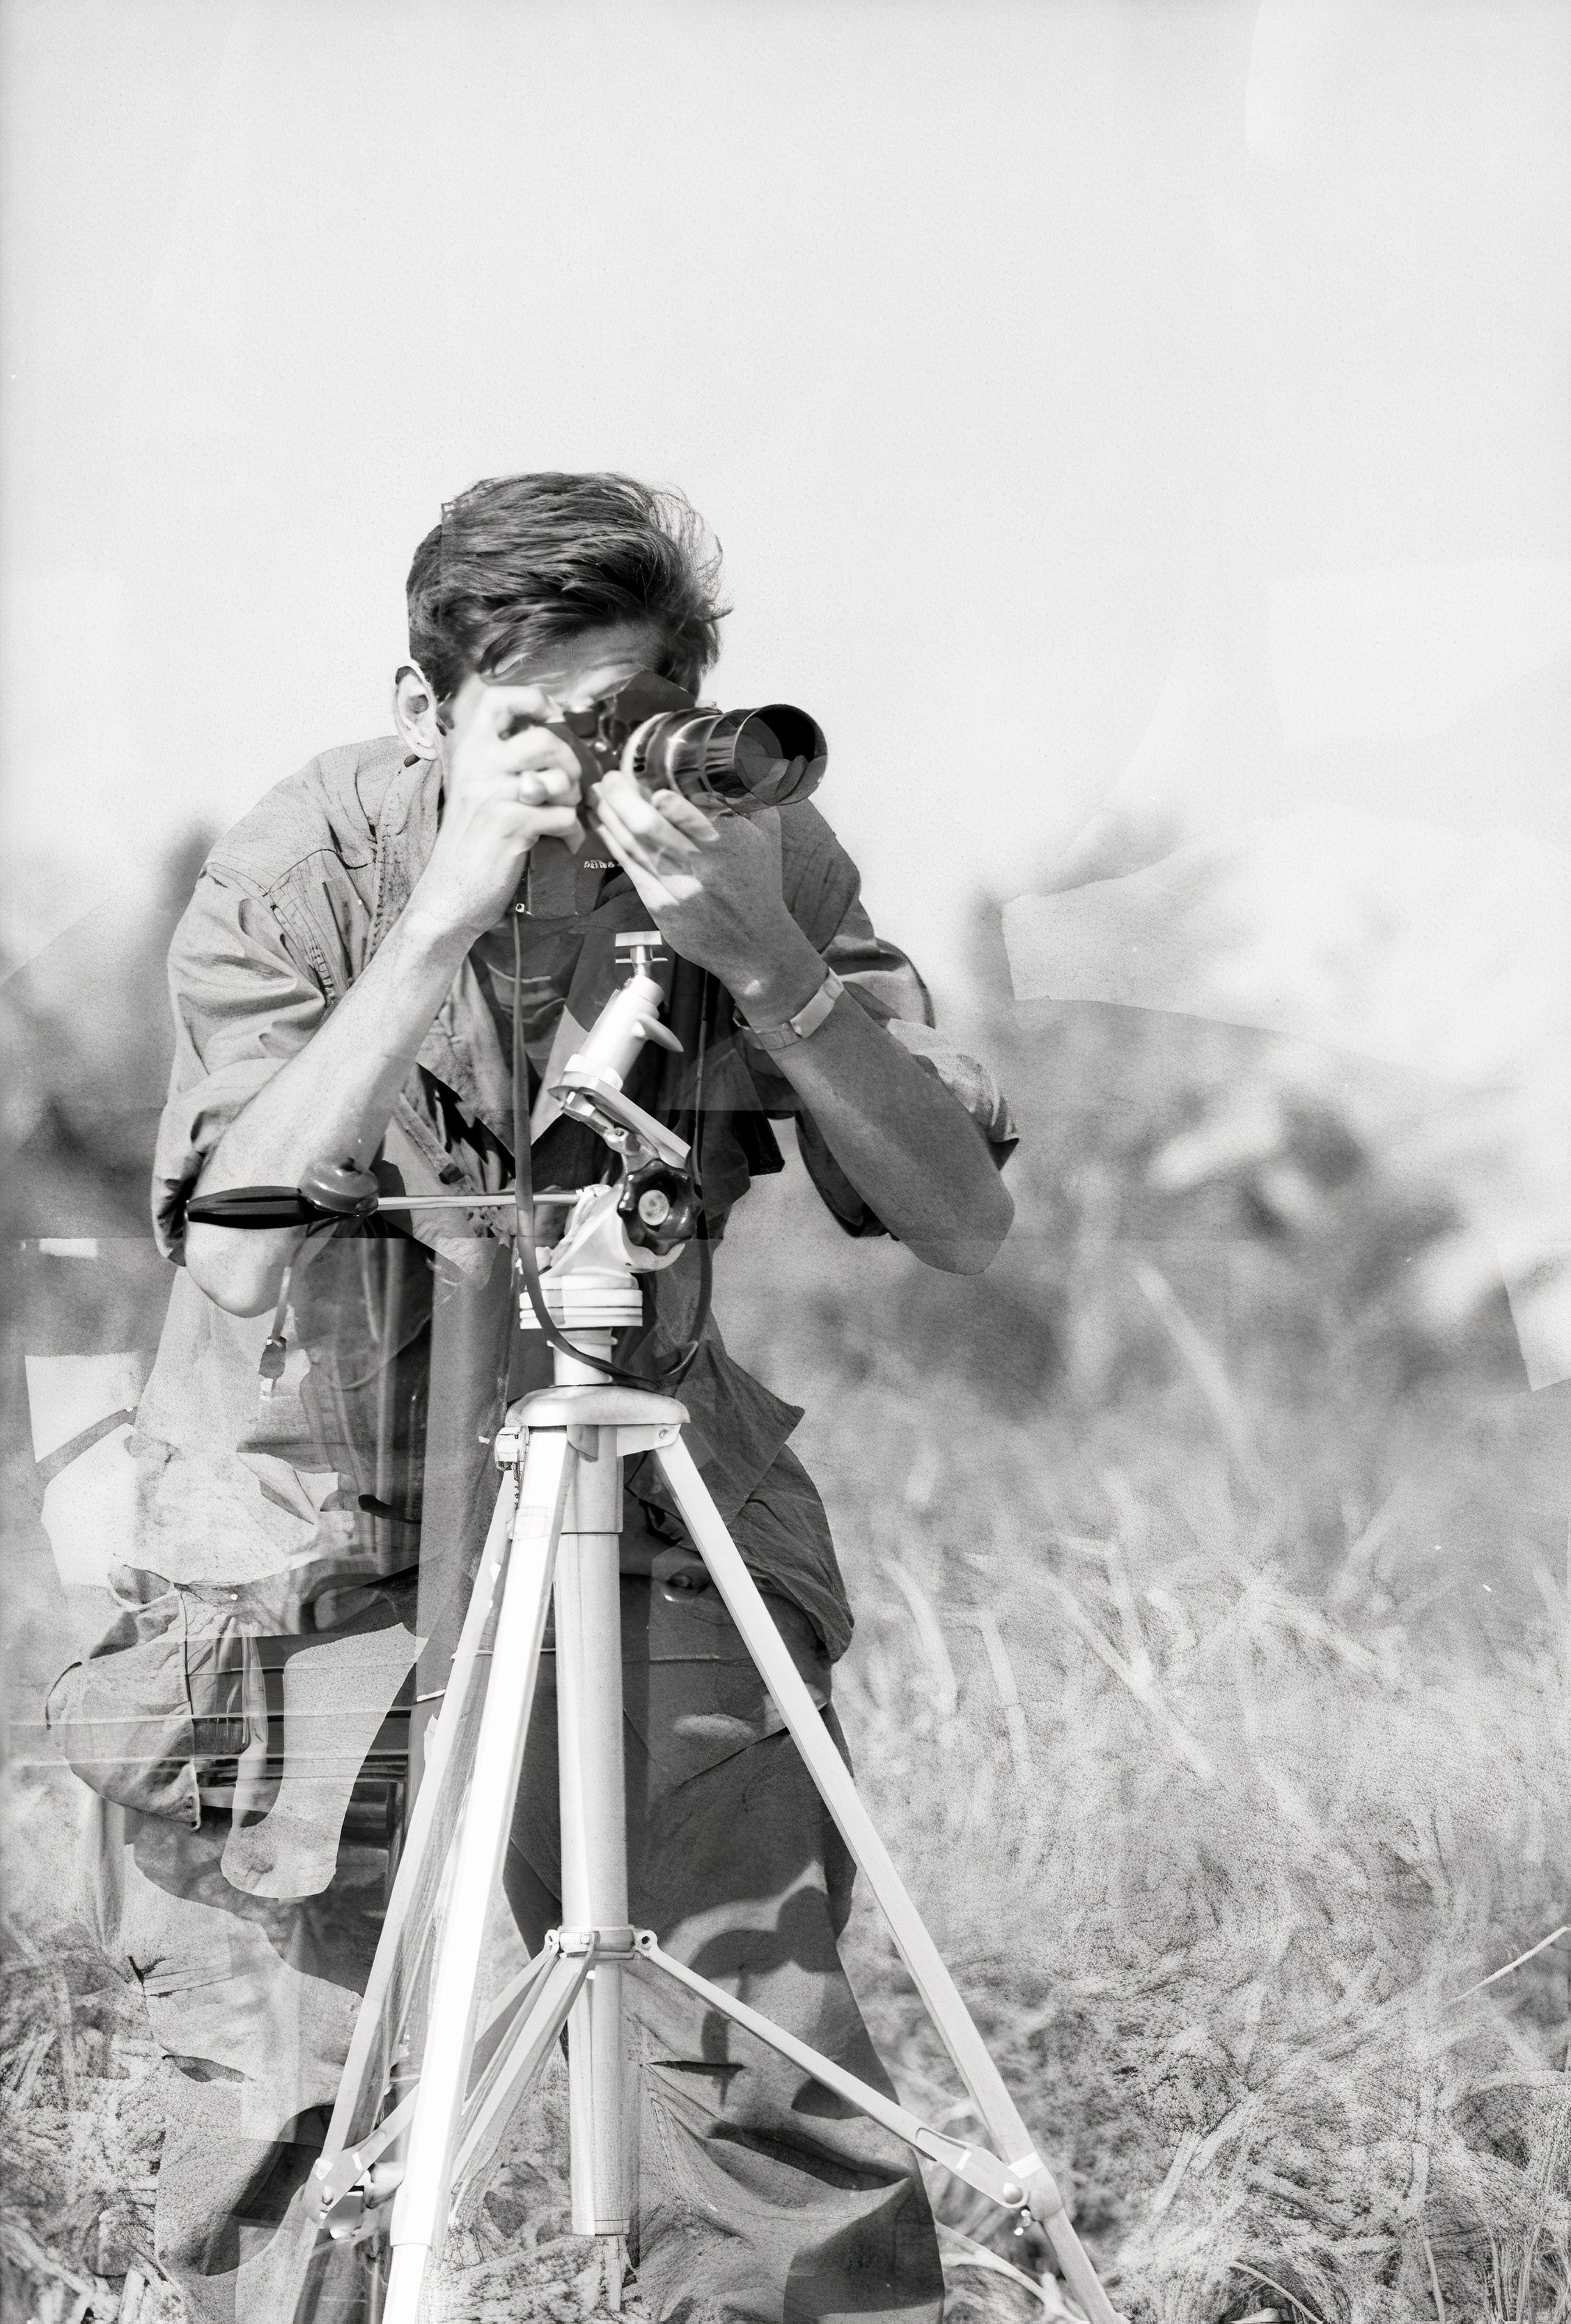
(1, 0), (1567, 1007)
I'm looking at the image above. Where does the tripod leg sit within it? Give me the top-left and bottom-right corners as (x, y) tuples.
(655, 1438), (1120, 2324)
(451, 1947), (591, 2197)
(554, 1427), (632, 2238)
(382, 1430), (572, 2324)
(319, 1470), (520, 2175)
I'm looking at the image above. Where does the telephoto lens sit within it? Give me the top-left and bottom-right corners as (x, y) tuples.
(626, 704), (827, 811)
(550, 672), (827, 814)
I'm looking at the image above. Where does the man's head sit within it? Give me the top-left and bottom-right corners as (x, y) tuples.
(397, 472), (726, 750)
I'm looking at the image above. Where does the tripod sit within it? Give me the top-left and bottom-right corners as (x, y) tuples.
(202, 934), (1121, 2324)
(304, 1317), (1120, 2324)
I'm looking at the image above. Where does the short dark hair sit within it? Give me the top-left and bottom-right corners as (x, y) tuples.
(406, 472), (726, 701)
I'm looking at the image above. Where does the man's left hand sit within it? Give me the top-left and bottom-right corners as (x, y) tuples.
(589, 769), (820, 1010)
(591, 769), (1015, 1274)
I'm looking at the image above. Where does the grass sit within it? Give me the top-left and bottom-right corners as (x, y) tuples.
(804, 1364), (1569, 2324)
(2, 905), (1567, 2323)
(0, 1897), (171, 2323)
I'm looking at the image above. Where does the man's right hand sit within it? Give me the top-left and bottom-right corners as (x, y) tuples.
(409, 682), (585, 940)
(185, 681), (584, 1318)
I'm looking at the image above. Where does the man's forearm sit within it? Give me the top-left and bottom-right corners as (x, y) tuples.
(183, 906), (474, 1314)
(755, 984), (1014, 1273)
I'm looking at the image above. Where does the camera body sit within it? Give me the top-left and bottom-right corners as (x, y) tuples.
(547, 670), (826, 816)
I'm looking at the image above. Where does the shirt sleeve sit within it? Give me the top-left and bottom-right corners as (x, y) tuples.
(152, 867), (330, 1262)
(742, 889), (1019, 1239)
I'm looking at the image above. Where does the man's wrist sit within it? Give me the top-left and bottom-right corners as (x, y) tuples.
(399, 887), (494, 962)
(723, 923), (830, 1028)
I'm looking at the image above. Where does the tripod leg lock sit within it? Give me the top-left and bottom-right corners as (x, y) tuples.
(554, 1924), (636, 1958)
(318, 2153), (407, 2243)
(493, 1418), (681, 1471)
(309, 2086), (419, 2219)
(1002, 2156), (1068, 2223)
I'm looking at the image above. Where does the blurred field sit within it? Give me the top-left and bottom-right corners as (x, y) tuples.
(1, 890), (1567, 2324)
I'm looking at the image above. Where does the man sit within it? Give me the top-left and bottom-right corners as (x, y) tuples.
(49, 473), (1016, 2323)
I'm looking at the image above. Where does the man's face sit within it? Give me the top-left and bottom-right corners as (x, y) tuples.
(441, 620), (668, 761)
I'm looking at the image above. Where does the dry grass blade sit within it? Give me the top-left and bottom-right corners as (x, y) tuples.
(1147, 2126), (1200, 2221)
(1129, 1257), (1265, 1491)
(971, 1608), (1034, 1781)
(1037, 1567), (1217, 1785)
(1231, 2261), (1333, 2324)
(1448, 1924), (1570, 2007)
(884, 1561), (960, 1723)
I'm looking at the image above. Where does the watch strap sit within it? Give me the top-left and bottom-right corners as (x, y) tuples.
(742, 968), (845, 1052)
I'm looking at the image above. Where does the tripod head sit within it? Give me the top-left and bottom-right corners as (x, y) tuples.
(509, 927), (705, 1377)
(551, 932), (689, 1172)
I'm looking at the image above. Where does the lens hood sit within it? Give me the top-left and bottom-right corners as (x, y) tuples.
(627, 704), (827, 810)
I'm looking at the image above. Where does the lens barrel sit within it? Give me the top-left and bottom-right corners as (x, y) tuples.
(627, 705), (827, 811)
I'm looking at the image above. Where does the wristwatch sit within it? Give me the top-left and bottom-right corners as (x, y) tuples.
(741, 968), (845, 1052)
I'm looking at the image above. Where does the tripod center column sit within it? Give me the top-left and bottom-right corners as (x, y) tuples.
(554, 1405), (632, 2239)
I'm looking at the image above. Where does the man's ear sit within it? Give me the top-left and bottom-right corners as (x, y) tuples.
(392, 662), (446, 757)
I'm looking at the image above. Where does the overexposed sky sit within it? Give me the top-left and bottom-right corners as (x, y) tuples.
(2, 0), (1568, 998)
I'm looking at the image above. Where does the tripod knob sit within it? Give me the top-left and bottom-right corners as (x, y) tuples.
(618, 1161), (701, 1256)
(297, 1160), (381, 1218)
